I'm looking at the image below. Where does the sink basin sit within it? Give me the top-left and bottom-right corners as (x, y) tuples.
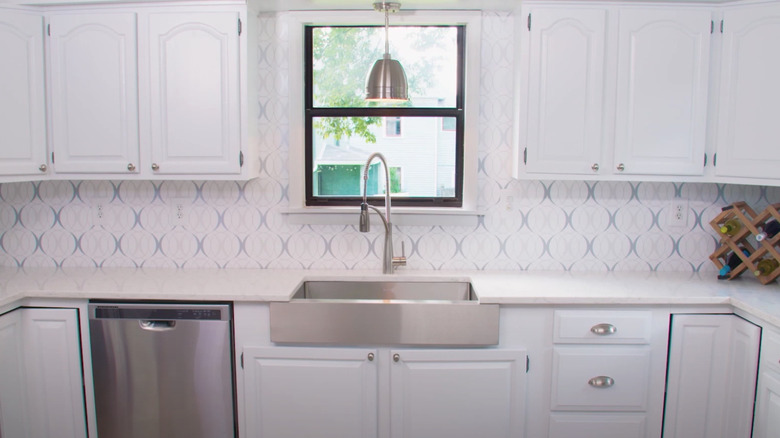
(291, 280), (476, 302)
(270, 280), (498, 346)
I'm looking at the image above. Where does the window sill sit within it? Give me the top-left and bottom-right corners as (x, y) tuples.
(281, 206), (482, 227)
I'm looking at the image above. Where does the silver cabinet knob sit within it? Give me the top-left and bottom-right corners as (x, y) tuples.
(617, 163), (625, 172)
(590, 323), (617, 335)
(39, 164), (47, 172)
(591, 163), (599, 172)
(127, 163), (136, 171)
(393, 353), (400, 362)
(588, 376), (615, 388)
(151, 163), (160, 171)
(367, 353), (375, 361)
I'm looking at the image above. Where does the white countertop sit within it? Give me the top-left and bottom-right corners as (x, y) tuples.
(2, 267), (780, 326)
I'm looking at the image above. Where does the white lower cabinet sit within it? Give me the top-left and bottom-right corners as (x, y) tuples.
(243, 346), (378, 438)
(663, 314), (761, 438)
(0, 307), (87, 438)
(548, 309), (669, 438)
(754, 328), (780, 438)
(389, 349), (526, 438)
(242, 346), (527, 438)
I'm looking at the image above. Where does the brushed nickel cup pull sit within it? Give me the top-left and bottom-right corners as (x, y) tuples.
(588, 376), (615, 388)
(151, 163), (160, 171)
(39, 164), (47, 172)
(591, 163), (599, 172)
(617, 163), (625, 172)
(367, 353), (375, 361)
(591, 323), (617, 335)
(127, 163), (136, 171)
(393, 353), (400, 362)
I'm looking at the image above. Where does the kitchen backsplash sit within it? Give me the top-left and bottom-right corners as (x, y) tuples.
(0, 12), (777, 271)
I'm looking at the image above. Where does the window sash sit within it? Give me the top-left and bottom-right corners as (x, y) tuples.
(304, 25), (466, 207)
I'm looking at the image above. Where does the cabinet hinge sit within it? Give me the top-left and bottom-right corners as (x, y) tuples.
(527, 13), (531, 31)
(238, 18), (242, 36)
(51, 152), (55, 163)
(523, 147), (527, 165)
(704, 153), (707, 167)
(239, 151), (244, 167)
(240, 353), (244, 369)
(720, 20), (724, 33)
(710, 20), (714, 34)
(47, 24), (51, 36)
(714, 153), (717, 167)
(526, 356), (530, 373)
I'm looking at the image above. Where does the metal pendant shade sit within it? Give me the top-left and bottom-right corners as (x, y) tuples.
(365, 2), (409, 102)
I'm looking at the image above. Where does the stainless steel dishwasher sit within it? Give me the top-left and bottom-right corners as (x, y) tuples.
(88, 302), (235, 438)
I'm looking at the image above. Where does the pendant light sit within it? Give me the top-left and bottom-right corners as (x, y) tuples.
(365, 2), (409, 102)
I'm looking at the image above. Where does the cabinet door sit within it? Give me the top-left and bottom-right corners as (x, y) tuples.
(754, 370), (780, 438)
(243, 346), (378, 438)
(614, 9), (710, 176)
(48, 13), (139, 174)
(663, 314), (760, 438)
(22, 308), (87, 438)
(0, 308), (86, 438)
(521, 7), (606, 175)
(389, 349), (526, 438)
(146, 11), (242, 175)
(0, 310), (28, 438)
(716, 4), (780, 179)
(0, 10), (47, 177)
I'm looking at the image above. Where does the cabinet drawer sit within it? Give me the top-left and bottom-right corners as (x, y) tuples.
(549, 413), (647, 438)
(554, 310), (652, 344)
(551, 347), (650, 411)
(762, 329), (780, 372)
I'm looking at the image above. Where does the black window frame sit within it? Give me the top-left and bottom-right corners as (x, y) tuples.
(304, 24), (466, 208)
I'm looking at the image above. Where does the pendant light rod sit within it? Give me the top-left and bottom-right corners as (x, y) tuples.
(365, 2), (408, 102)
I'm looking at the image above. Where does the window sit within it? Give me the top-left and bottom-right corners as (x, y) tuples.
(305, 24), (465, 207)
(385, 117), (402, 137)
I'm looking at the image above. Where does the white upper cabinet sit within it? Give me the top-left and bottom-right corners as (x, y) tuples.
(42, 4), (249, 180)
(614, 8), (710, 176)
(0, 10), (48, 177)
(48, 12), (140, 174)
(144, 11), (242, 175)
(516, 3), (712, 180)
(715, 3), (780, 180)
(521, 7), (606, 175)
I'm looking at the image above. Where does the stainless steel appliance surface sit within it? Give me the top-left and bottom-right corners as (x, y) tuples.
(88, 302), (235, 438)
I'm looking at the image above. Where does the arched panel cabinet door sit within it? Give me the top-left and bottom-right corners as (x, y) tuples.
(48, 13), (140, 174)
(145, 11), (242, 176)
(520, 6), (607, 175)
(613, 8), (711, 176)
(0, 10), (48, 177)
(716, 3), (780, 181)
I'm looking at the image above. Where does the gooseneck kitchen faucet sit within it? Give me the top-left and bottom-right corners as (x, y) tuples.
(359, 152), (406, 273)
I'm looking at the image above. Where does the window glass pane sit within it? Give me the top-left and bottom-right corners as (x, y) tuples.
(312, 26), (458, 108)
(312, 116), (457, 198)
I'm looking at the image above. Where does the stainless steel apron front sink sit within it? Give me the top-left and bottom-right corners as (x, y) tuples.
(270, 280), (499, 346)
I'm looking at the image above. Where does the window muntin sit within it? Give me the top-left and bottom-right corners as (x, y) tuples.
(305, 25), (465, 207)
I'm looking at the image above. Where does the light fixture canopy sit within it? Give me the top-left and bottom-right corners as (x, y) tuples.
(365, 2), (409, 102)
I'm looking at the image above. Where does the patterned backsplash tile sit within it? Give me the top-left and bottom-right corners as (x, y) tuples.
(0, 11), (777, 271)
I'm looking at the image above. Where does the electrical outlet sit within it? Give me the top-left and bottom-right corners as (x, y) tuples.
(92, 203), (105, 226)
(173, 203), (186, 223)
(669, 199), (689, 227)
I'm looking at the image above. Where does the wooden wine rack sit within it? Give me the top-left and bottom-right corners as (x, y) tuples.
(709, 202), (780, 285)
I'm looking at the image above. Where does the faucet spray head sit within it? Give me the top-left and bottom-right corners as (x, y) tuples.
(359, 202), (370, 232)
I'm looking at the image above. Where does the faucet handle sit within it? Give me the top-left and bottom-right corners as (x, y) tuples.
(393, 241), (407, 267)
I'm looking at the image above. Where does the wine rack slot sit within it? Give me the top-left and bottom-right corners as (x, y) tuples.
(709, 202), (780, 285)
